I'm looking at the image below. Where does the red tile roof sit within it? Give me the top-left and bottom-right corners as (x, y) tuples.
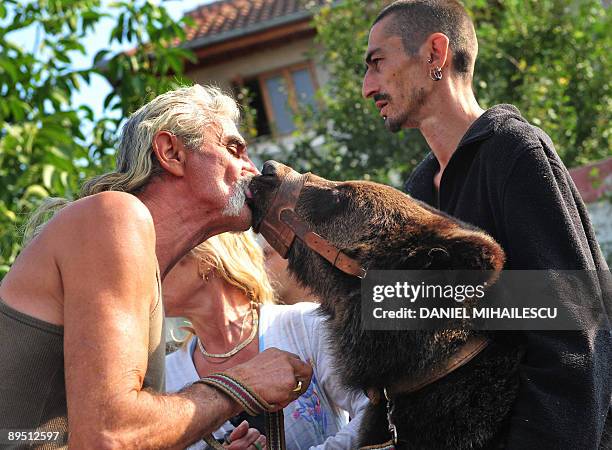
(569, 158), (612, 203)
(184, 0), (327, 44)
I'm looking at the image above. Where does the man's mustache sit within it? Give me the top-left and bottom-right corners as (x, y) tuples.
(373, 93), (391, 102)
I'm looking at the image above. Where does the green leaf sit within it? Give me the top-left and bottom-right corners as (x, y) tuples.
(55, 51), (71, 65)
(167, 54), (182, 74)
(0, 266), (11, 278)
(23, 184), (50, 200)
(42, 150), (75, 173)
(50, 89), (70, 105)
(93, 49), (111, 66)
(0, 58), (19, 82)
(103, 92), (115, 110)
(42, 164), (55, 189)
(8, 99), (28, 122)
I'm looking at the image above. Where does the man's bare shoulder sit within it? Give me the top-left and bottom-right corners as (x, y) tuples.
(0, 192), (157, 323)
(52, 191), (154, 241)
(44, 191), (157, 270)
(53, 192), (158, 294)
(62, 191), (151, 224)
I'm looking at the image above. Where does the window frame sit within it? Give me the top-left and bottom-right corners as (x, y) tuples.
(238, 61), (320, 138)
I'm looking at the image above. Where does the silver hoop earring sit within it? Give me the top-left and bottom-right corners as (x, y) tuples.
(430, 66), (443, 81)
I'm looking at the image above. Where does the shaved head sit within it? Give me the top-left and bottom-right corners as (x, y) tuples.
(374, 0), (478, 78)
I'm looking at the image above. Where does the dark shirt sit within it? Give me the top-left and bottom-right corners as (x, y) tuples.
(404, 104), (611, 449)
(0, 271), (165, 448)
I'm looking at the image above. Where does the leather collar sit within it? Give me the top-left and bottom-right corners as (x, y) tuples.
(366, 335), (490, 404)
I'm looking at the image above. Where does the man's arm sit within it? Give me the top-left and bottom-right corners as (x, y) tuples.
(499, 147), (611, 449)
(56, 192), (310, 449)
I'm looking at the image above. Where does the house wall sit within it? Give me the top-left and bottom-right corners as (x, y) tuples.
(588, 200), (612, 265)
(185, 36), (329, 165)
(186, 37), (329, 92)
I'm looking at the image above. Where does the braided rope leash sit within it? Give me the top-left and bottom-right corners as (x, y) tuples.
(195, 373), (285, 450)
(265, 409), (286, 450)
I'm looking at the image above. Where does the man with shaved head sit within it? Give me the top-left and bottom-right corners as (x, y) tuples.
(363, 1), (611, 448)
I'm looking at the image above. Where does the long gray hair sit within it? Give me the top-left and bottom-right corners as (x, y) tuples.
(24, 85), (240, 243)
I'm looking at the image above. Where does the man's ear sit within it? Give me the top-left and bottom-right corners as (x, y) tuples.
(424, 32), (450, 69)
(152, 131), (186, 177)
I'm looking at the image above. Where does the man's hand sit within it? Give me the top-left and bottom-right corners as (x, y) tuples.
(225, 421), (266, 450)
(225, 348), (313, 410)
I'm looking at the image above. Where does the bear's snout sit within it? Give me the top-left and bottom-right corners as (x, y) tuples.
(261, 160), (281, 176)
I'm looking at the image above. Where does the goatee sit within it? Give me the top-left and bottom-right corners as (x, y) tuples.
(222, 176), (252, 217)
(385, 116), (404, 133)
(384, 87), (427, 133)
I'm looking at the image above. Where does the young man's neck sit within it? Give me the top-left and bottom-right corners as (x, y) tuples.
(419, 84), (484, 174)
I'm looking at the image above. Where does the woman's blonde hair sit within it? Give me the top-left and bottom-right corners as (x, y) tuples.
(191, 231), (276, 306)
(23, 84), (240, 243)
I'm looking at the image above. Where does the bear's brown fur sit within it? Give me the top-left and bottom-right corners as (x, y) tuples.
(248, 161), (524, 449)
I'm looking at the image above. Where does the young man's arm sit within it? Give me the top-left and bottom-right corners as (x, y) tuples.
(57, 192), (310, 449)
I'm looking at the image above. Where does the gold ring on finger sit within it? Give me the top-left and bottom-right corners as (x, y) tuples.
(292, 380), (303, 393)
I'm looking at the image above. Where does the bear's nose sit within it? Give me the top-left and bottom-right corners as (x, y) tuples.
(262, 160), (280, 176)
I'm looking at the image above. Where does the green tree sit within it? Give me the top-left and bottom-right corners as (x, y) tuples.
(279, 0), (611, 182)
(470, 0), (611, 167)
(0, 0), (194, 278)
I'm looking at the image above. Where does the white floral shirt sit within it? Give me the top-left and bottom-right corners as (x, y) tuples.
(165, 302), (368, 450)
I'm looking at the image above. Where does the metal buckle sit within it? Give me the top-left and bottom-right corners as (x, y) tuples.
(383, 388), (398, 445)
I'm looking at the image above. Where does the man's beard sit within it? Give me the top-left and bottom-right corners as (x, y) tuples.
(222, 176), (252, 217)
(384, 87), (427, 133)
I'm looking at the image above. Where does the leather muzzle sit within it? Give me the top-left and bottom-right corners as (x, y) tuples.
(254, 168), (308, 258)
(254, 165), (366, 279)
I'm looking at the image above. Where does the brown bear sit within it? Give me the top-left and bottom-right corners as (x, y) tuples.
(248, 160), (525, 450)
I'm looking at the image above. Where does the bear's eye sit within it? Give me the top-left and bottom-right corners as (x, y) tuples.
(330, 189), (342, 203)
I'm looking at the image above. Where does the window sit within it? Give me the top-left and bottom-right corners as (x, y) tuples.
(236, 62), (318, 138)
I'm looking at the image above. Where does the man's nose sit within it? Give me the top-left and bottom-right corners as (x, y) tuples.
(362, 71), (377, 99)
(243, 157), (260, 176)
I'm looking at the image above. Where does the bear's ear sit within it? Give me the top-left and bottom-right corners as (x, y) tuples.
(393, 245), (453, 270)
(425, 247), (452, 269)
(444, 229), (506, 272)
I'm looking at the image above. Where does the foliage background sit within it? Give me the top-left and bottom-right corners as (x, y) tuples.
(1, 0), (611, 277)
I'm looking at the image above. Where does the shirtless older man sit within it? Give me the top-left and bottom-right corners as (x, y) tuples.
(0, 85), (311, 449)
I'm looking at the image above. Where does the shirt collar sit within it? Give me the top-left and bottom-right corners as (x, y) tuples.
(457, 104), (522, 149)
